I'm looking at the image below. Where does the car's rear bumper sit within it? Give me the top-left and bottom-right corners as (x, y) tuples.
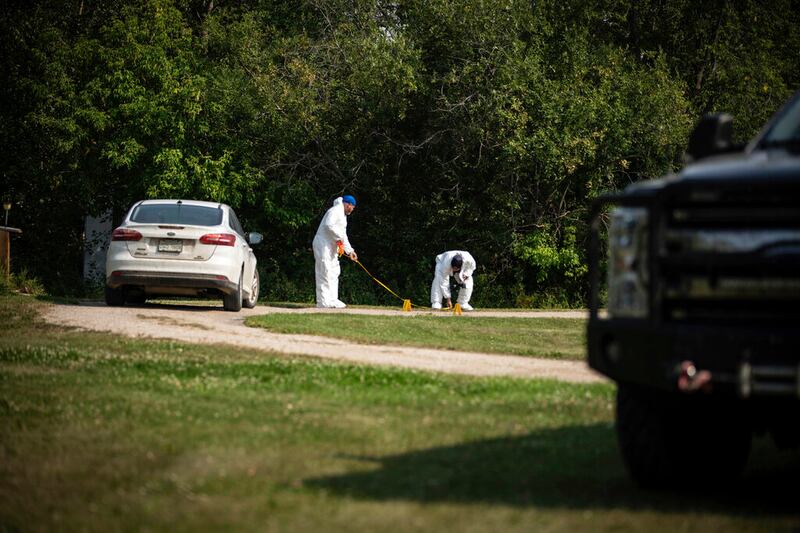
(588, 318), (800, 397)
(105, 242), (243, 283)
(107, 270), (238, 294)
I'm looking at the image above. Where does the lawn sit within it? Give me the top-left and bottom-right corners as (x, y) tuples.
(247, 313), (586, 359)
(1, 294), (798, 532)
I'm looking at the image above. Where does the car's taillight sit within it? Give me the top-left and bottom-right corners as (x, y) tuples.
(112, 228), (142, 241)
(200, 233), (236, 246)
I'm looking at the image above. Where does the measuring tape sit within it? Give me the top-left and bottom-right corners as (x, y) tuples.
(338, 243), (461, 313)
(353, 259), (421, 310)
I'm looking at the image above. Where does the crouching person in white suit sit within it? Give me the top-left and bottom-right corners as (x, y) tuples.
(313, 195), (357, 308)
(430, 250), (476, 311)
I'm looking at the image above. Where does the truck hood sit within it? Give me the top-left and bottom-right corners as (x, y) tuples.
(624, 148), (800, 197)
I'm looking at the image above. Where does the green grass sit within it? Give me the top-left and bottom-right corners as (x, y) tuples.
(247, 314), (586, 359)
(1, 294), (798, 532)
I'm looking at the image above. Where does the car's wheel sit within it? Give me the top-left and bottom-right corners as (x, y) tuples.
(223, 269), (243, 312)
(616, 383), (751, 488)
(127, 290), (146, 305)
(243, 270), (259, 309)
(105, 285), (125, 306)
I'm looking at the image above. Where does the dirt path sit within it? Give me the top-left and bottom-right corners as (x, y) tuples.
(41, 302), (606, 384)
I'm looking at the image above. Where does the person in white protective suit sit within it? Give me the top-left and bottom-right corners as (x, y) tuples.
(313, 195), (358, 308)
(430, 250), (476, 311)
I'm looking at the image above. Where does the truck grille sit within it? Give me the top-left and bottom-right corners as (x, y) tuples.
(658, 182), (800, 325)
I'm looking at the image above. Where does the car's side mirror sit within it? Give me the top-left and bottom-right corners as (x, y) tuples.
(247, 232), (263, 245)
(685, 113), (734, 162)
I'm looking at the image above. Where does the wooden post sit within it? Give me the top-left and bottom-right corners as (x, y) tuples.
(0, 229), (9, 280)
(0, 227), (22, 281)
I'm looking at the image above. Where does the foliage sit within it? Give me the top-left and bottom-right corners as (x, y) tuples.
(10, 269), (46, 296)
(512, 225), (587, 298)
(585, 0), (800, 141)
(1, 0), (798, 305)
(0, 270), (46, 296)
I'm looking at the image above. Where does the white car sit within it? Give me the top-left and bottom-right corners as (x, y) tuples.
(105, 199), (262, 311)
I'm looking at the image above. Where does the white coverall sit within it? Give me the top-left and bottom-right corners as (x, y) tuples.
(430, 250), (476, 309)
(313, 197), (355, 308)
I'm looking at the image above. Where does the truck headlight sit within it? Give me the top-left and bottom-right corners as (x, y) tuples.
(608, 207), (649, 318)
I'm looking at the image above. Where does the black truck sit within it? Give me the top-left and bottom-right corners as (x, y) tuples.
(587, 90), (800, 487)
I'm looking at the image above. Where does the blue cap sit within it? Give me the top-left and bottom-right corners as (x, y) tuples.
(342, 195), (356, 206)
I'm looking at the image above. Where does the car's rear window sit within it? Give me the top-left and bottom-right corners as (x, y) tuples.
(130, 204), (223, 226)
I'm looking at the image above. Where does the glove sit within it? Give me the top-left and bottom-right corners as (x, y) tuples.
(336, 240), (344, 257)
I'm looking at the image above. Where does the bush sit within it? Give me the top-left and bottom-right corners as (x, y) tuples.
(0, 274), (10, 295)
(515, 289), (575, 309)
(511, 226), (588, 307)
(9, 269), (46, 296)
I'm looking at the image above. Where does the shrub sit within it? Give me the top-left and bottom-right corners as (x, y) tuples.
(10, 269), (46, 296)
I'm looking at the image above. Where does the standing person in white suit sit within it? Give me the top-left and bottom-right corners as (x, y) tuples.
(313, 195), (358, 308)
(430, 250), (476, 310)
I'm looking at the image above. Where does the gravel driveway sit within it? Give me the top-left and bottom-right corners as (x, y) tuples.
(42, 302), (606, 384)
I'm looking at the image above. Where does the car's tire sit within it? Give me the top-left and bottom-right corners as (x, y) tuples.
(126, 291), (146, 305)
(243, 269), (259, 309)
(223, 269), (243, 312)
(105, 285), (126, 306)
(616, 383), (751, 489)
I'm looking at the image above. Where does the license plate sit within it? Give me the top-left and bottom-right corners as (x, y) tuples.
(158, 239), (183, 253)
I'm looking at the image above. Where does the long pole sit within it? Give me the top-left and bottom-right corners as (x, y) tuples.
(0, 230), (9, 280)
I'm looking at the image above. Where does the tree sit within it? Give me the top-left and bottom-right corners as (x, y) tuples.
(1, 0), (797, 304)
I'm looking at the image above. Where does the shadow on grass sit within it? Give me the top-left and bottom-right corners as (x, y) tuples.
(35, 294), (81, 305)
(305, 423), (800, 516)
(64, 299), (319, 311)
(262, 301), (315, 309)
(66, 299), (225, 311)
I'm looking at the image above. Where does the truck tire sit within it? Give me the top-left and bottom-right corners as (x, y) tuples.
(223, 270), (243, 312)
(105, 285), (125, 306)
(616, 383), (751, 488)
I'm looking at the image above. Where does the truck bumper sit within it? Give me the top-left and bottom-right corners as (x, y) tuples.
(588, 318), (800, 397)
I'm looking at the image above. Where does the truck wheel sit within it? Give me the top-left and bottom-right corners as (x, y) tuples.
(105, 285), (125, 306)
(616, 383), (751, 488)
(223, 270), (243, 312)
